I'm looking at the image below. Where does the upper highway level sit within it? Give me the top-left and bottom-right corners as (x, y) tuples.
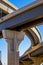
(0, 0), (18, 13)
(0, 0), (18, 38)
(0, 0), (43, 31)
(0, 0), (42, 46)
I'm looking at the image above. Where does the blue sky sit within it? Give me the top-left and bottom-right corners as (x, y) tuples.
(0, 0), (43, 65)
(9, 0), (36, 8)
(38, 25), (43, 41)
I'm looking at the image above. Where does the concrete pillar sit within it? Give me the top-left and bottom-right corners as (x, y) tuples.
(2, 30), (24, 65)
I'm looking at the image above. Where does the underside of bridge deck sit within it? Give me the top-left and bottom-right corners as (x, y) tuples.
(0, 0), (43, 65)
(0, 0), (43, 31)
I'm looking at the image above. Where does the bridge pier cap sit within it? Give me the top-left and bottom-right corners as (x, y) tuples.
(2, 30), (24, 41)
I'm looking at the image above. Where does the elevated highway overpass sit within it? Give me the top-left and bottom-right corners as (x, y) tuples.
(20, 43), (43, 65)
(0, 0), (43, 31)
(0, 0), (42, 46)
(0, 0), (43, 65)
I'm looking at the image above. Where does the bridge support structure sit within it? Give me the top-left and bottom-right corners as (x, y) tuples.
(2, 30), (24, 65)
(30, 56), (43, 65)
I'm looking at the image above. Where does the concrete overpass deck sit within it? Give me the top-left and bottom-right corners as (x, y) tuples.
(0, 0), (42, 46)
(0, 1), (43, 65)
(0, 0), (18, 13)
(20, 43), (43, 65)
(21, 43), (43, 57)
(24, 27), (41, 46)
(0, 0), (43, 31)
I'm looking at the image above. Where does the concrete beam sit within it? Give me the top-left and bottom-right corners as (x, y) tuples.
(0, 0), (18, 11)
(0, 0), (18, 38)
(22, 43), (43, 57)
(30, 43), (43, 56)
(20, 56), (33, 65)
(0, 0), (43, 31)
(25, 27), (41, 46)
(30, 56), (43, 65)
(0, 2), (17, 14)
(0, 3), (14, 13)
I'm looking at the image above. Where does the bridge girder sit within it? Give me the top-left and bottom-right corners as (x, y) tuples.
(0, 0), (43, 31)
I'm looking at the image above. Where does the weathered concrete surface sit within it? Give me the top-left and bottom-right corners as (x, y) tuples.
(2, 30), (24, 65)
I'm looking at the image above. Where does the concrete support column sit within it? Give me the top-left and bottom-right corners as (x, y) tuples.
(2, 30), (24, 65)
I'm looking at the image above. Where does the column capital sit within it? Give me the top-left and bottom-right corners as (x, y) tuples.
(2, 30), (25, 41)
(2, 30), (25, 48)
